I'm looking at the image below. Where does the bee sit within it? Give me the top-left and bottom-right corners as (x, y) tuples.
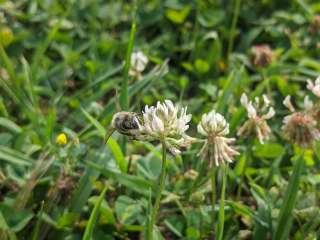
(111, 111), (142, 138)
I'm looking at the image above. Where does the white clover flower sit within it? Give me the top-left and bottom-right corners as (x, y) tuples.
(129, 51), (148, 78)
(237, 93), (275, 144)
(282, 95), (320, 147)
(197, 110), (239, 166)
(138, 100), (196, 155)
(307, 76), (320, 98)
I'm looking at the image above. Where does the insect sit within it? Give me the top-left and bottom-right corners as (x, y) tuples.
(111, 111), (142, 138)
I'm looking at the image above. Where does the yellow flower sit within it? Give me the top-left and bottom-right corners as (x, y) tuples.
(0, 27), (14, 47)
(56, 133), (67, 146)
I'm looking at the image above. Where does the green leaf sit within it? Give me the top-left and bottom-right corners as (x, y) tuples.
(87, 161), (155, 196)
(254, 143), (285, 159)
(0, 211), (17, 240)
(0, 204), (34, 232)
(216, 66), (243, 113)
(165, 6), (191, 24)
(274, 154), (304, 240)
(194, 59), (210, 73)
(250, 183), (273, 239)
(106, 137), (127, 173)
(115, 196), (142, 225)
(0, 118), (22, 133)
(57, 212), (79, 229)
(88, 196), (116, 225)
(80, 107), (106, 137)
(0, 145), (33, 166)
(68, 148), (109, 213)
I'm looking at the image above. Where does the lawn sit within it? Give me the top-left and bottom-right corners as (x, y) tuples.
(0, 0), (320, 239)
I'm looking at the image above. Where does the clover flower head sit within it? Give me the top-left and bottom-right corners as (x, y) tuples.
(138, 100), (196, 155)
(282, 95), (320, 147)
(309, 15), (320, 34)
(307, 76), (320, 98)
(251, 44), (273, 67)
(197, 110), (239, 167)
(129, 51), (148, 78)
(237, 93), (275, 144)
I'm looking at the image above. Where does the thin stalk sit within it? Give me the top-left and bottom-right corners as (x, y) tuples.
(199, 206), (204, 239)
(0, 43), (15, 82)
(31, 201), (45, 240)
(236, 143), (252, 200)
(261, 69), (272, 99)
(210, 167), (217, 236)
(119, 21), (136, 110)
(187, 156), (205, 200)
(217, 165), (227, 240)
(227, 0), (241, 65)
(148, 141), (167, 239)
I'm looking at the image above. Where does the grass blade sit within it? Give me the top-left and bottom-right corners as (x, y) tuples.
(274, 154), (304, 240)
(106, 137), (127, 173)
(0, 117), (22, 134)
(82, 186), (108, 240)
(216, 66), (243, 113)
(81, 107), (127, 172)
(87, 161), (155, 196)
(119, 21), (136, 110)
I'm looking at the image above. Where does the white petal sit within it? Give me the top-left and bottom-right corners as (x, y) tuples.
(247, 103), (257, 118)
(304, 96), (313, 110)
(262, 94), (270, 107)
(306, 79), (314, 91)
(283, 95), (295, 112)
(197, 122), (208, 136)
(152, 115), (164, 132)
(264, 107), (275, 119)
(240, 93), (248, 107)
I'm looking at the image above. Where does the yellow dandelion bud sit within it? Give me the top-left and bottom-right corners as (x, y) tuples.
(56, 133), (67, 146)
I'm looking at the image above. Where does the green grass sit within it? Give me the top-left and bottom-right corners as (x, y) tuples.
(0, 0), (320, 239)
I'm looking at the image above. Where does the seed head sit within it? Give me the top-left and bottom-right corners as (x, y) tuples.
(309, 15), (320, 35)
(251, 44), (273, 67)
(282, 96), (320, 147)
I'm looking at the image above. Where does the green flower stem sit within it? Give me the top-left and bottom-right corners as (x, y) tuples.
(227, 0), (241, 65)
(261, 69), (272, 99)
(217, 165), (227, 240)
(148, 141), (167, 239)
(210, 167), (217, 236)
(236, 144), (252, 200)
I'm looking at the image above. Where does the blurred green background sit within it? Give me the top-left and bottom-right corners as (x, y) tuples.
(1, 0), (320, 239)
